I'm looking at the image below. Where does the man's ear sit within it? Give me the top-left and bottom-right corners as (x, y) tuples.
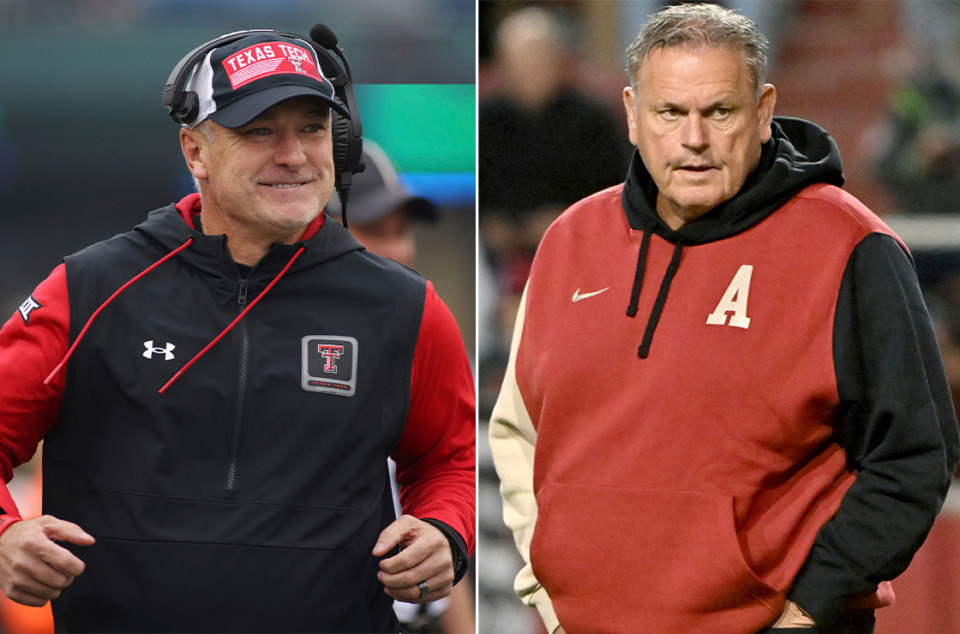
(180, 126), (209, 182)
(623, 85), (640, 148)
(757, 83), (777, 143)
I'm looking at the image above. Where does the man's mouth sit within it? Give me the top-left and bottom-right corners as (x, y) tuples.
(261, 180), (312, 189)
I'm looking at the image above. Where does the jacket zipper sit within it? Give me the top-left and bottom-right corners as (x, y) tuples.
(224, 276), (251, 496)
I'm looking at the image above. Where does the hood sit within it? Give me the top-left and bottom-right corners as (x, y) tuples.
(621, 116), (845, 245)
(619, 117), (845, 358)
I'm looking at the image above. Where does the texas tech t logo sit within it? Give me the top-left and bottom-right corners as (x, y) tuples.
(301, 335), (357, 396)
(317, 344), (344, 372)
(706, 265), (753, 329)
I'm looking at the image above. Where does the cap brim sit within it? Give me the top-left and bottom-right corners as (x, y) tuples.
(209, 84), (350, 128)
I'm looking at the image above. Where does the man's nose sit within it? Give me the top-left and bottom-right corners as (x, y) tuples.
(274, 130), (308, 167)
(680, 115), (708, 152)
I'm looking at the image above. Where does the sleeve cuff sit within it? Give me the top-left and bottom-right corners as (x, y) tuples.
(422, 518), (469, 585)
(788, 577), (859, 626)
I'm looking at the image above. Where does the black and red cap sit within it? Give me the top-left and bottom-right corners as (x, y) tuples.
(184, 32), (349, 129)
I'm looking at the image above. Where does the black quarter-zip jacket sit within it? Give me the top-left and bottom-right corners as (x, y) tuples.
(33, 200), (472, 633)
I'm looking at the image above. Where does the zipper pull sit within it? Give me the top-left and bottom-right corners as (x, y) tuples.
(238, 278), (249, 306)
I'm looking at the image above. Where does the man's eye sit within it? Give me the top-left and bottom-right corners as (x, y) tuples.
(659, 109), (680, 121)
(245, 127), (271, 136)
(712, 108), (733, 119)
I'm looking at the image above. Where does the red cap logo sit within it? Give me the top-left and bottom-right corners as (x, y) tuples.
(221, 42), (323, 90)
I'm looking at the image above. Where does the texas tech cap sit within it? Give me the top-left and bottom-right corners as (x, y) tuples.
(184, 32), (349, 129)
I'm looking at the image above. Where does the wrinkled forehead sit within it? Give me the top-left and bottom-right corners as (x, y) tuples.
(631, 43), (761, 99)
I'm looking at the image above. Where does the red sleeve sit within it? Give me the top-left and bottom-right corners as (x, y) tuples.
(391, 281), (476, 554)
(0, 264), (69, 532)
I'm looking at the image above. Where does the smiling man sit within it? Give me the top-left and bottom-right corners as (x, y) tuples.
(0, 29), (475, 633)
(490, 4), (958, 634)
(181, 97), (337, 265)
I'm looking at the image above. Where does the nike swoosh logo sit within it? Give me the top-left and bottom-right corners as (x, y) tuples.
(572, 287), (610, 302)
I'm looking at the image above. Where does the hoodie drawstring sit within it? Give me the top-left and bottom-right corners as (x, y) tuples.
(639, 241), (684, 358)
(625, 234), (685, 359)
(158, 245), (306, 394)
(44, 237), (196, 386)
(626, 230), (652, 318)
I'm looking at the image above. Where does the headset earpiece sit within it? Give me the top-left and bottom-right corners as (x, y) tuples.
(175, 92), (200, 125)
(161, 29), (273, 125)
(331, 96), (351, 178)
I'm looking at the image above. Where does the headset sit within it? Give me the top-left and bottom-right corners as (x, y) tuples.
(161, 24), (364, 227)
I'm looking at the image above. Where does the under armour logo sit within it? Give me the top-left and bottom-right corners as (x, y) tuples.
(143, 340), (176, 361)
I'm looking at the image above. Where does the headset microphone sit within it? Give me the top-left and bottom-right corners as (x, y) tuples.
(309, 24), (338, 50)
(309, 23), (364, 229)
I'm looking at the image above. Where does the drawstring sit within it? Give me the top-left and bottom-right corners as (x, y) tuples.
(626, 230), (652, 318)
(158, 245), (306, 394)
(44, 237), (195, 385)
(44, 238), (306, 394)
(638, 241), (684, 358)
(625, 234), (685, 359)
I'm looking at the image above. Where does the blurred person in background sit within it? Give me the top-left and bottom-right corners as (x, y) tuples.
(871, 2), (960, 216)
(479, 5), (630, 268)
(328, 139), (476, 634)
(0, 26), (475, 633)
(489, 4), (958, 633)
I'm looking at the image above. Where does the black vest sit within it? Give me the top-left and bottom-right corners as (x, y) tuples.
(43, 207), (424, 632)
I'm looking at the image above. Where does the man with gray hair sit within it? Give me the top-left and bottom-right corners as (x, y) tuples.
(490, 4), (958, 633)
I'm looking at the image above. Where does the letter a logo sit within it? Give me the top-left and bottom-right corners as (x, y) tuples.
(706, 265), (753, 329)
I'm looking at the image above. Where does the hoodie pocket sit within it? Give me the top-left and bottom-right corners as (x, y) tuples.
(530, 482), (781, 630)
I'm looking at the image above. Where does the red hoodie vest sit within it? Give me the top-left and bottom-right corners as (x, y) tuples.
(517, 182), (895, 632)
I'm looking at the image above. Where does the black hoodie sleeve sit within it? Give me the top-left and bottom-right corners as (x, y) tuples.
(789, 232), (960, 624)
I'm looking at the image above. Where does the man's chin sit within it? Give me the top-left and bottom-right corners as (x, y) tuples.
(671, 190), (727, 216)
(267, 204), (322, 232)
